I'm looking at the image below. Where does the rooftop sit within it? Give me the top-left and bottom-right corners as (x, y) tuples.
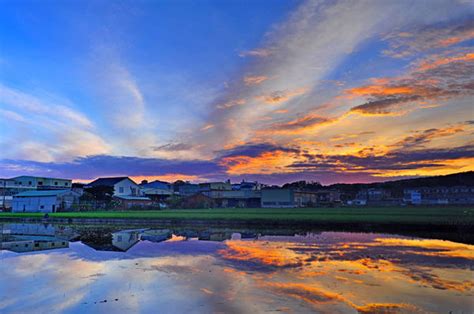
(87, 177), (133, 187)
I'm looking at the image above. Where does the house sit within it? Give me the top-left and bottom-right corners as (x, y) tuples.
(349, 188), (401, 206)
(1, 176), (72, 209)
(231, 180), (263, 191)
(86, 177), (141, 196)
(175, 183), (200, 197)
(261, 188), (339, 208)
(403, 186), (474, 205)
(71, 183), (85, 196)
(261, 189), (295, 208)
(403, 189), (422, 205)
(12, 190), (81, 213)
(140, 180), (172, 190)
(113, 195), (153, 209)
(180, 193), (215, 209)
(199, 181), (232, 192)
(141, 187), (173, 202)
(11, 176), (72, 189)
(313, 190), (341, 206)
(206, 189), (261, 208)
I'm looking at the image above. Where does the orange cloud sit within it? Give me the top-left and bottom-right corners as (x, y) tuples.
(416, 52), (474, 71)
(130, 173), (202, 183)
(259, 114), (336, 135)
(220, 150), (297, 175)
(256, 87), (308, 104)
(243, 75), (269, 86)
(347, 85), (415, 96)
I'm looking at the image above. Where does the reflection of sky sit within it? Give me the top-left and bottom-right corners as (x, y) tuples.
(1, 232), (473, 313)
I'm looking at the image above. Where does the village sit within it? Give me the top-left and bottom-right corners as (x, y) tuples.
(1, 173), (473, 213)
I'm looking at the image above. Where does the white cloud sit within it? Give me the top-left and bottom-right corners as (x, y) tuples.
(0, 84), (109, 162)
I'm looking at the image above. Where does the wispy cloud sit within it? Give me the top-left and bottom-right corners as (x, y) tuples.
(383, 20), (474, 58)
(0, 84), (109, 162)
(243, 75), (269, 86)
(255, 87), (308, 105)
(239, 49), (272, 58)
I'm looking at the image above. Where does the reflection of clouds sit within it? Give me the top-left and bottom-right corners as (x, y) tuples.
(374, 238), (474, 260)
(218, 232), (474, 312)
(260, 281), (421, 313)
(1, 232), (473, 313)
(219, 240), (305, 267)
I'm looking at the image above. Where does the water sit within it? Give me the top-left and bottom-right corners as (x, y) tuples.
(0, 223), (473, 313)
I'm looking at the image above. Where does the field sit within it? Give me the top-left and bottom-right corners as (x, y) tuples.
(0, 206), (473, 225)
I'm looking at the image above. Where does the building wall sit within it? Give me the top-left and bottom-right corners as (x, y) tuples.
(12, 176), (72, 189)
(261, 189), (294, 208)
(12, 196), (59, 213)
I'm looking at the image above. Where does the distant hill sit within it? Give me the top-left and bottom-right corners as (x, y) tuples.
(328, 171), (474, 196)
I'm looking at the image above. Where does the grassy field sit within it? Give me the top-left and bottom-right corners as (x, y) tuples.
(0, 206), (473, 225)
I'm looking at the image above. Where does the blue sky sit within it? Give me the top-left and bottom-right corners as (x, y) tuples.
(0, 0), (473, 184)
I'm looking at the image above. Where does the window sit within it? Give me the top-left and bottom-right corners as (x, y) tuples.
(28, 181), (32, 185)
(54, 182), (58, 185)
(40, 205), (44, 209)
(65, 182), (69, 186)
(119, 187), (124, 193)
(35, 243), (39, 247)
(38, 182), (43, 186)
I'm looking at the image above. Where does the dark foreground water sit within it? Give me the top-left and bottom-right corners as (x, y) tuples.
(0, 223), (473, 313)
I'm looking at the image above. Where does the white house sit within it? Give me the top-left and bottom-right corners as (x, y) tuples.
(12, 190), (81, 213)
(86, 177), (142, 196)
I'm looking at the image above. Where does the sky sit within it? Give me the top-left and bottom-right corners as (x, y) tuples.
(0, 0), (473, 185)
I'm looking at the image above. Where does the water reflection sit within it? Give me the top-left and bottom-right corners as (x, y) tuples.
(0, 223), (473, 313)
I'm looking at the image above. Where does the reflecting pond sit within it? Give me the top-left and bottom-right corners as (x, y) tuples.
(1, 223), (473, 313)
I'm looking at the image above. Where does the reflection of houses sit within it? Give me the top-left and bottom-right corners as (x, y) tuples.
(112, 230), (141, 251)
(141, 229), (172, 242)
(12, 190), (80, 213)
(113, 195), (153, 209)
(86, 177), (142, 197)
(1, 236), (68, 253)
(0, 223), (74, 253)
(404, 186), (474, 205)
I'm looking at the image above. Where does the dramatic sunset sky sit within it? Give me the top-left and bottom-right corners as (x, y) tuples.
(0, 0), (473, 184)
